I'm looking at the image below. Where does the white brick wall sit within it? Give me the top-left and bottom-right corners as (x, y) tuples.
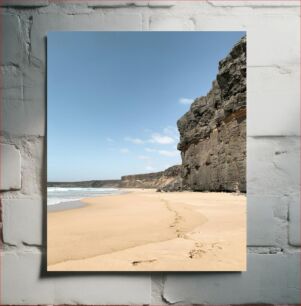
(149, 15), (194, 30)
(2, 251), (151, 304)
(248, 66), (300, 136)
(0, 143), (21, 191)
(163, 253), (300, 304)
(2, 198), (43, 246)
(247, 137), (299, 196)
(0, 0), (300, 304)
(0, 0), (49, 6)
(2, 13), (24, 65)
(289, 193), (301, 246)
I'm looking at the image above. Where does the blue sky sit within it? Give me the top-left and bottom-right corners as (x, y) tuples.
(48, 31), (245, 181)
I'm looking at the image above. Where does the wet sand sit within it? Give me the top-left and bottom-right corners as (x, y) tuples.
(47, 189), (246, 271)
(48, 200), (87, 212)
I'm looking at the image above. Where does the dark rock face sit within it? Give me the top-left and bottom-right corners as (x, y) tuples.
(177, 36), (246, 192)
(121, 165), (182, 189)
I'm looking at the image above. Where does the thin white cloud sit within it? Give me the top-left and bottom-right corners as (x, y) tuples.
(163, 126), (178, 136)
(163, 126), (179, 142)
(158, 150), (179, 157)
(106, 137), (114, 143)
(179, 97), (194, 105)
(145, 165), (155, 171)
(124, 137), (145, 144)
(149, 133), (174, 145)
(125, 127), (178, 148)
(120, 148), (130, 154)
(144, 148), (179, 158)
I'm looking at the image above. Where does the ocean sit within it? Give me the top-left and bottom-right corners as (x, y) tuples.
(47, 187), (122, 206)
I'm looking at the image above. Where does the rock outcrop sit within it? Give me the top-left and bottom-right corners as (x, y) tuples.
(47, 166), (182, 190)
(48, 180), (121, 188)
(177, 36), (246, 192)
(120, 165), (182, 190)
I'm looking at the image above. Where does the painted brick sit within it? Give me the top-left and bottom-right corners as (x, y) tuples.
(248, 195), (288, 247)
(247, 196), (274, 246)
(248, 66), (300, 136)
(148, 1), (175, 7)
(2, 13), (24, 65)
(2, 67), (45, 136)
(19, 137), (44, 196)
(289, 193), (300, 246)
(1, 41), (44, 136)
(54, 0), (147, 7)
(1, 251), (151, 304)
(193, 8), (300, 68)
(86, 1), (149, 7)
(2, 198), (43, 246)
(86, 1), (137, 7)
(247, 136), (300, 196)
(0, 65), (44, 137)
(31, 13), (142, 66)
(149, 15), (194, 30)
(1, 65), (23, 101)
(86, 0), (174, 7)
(34, 3), (92, 15)
(151, 274), (165, 304)
(163, 253), (300, 304)
(3, 97), (45, 137)
(0, 0), (49, 6)
(247, 13), (299, 68)
(206, 0), (300, 7)
(0, 143), (21, 191)
(193, 10), (247, 32)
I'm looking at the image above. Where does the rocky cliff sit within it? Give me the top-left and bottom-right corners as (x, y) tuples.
(120, 165), (182, 190)
(48, 180), (121, 188)
(177, 36), (246, 192)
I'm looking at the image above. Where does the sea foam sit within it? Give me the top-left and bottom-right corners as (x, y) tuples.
(47, 187), (121, 206)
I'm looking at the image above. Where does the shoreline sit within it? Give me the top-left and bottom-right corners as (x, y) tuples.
(47, 190), (246, 271)
(47, 187), (245, 213)
(47, 187), (138, 212)
(48, 200), (87, 212)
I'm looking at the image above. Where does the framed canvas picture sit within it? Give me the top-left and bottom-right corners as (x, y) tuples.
(47, 32), (246, 272)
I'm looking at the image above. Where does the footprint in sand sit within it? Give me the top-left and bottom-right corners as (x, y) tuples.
(132, 259), (157, 266)
(176, 229), (187, 238)
(211, 242), (223, 250)
(162, 199), (185, 237)
(189, 242), (206, 259)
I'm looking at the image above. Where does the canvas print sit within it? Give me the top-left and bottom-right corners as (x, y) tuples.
(47, 32), (246, 272)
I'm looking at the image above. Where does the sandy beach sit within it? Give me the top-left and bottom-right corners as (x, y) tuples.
(47, 189), (246, 271)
